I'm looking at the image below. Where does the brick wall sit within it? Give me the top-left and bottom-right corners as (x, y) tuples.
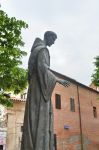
(52, 82), (99, 150)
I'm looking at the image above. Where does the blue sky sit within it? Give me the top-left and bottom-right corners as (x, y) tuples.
(1, 0), (99, 85)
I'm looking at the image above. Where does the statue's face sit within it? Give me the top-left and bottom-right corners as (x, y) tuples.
(46, 35), (56, 47)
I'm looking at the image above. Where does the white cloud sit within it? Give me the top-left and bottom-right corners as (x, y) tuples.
(1, 0), (99, 85)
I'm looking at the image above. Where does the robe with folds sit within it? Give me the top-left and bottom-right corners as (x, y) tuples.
(21, 38), (57, 150)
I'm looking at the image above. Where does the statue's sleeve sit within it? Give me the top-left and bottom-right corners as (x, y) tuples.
(37, 48), (57, 102)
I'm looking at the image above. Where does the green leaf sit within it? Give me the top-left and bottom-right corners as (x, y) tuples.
(91, 56), (99, 86)
(0, 10), (28, 106)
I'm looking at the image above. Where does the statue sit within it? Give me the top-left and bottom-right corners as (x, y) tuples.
(21, 31), (70, 150)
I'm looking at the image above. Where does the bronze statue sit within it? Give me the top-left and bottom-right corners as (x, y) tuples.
(21, 31), (70, 150)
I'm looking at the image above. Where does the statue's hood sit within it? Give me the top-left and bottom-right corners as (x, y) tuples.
(31, 38), (46, 52)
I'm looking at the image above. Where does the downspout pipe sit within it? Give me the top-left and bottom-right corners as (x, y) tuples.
(77, 84), (83, 150)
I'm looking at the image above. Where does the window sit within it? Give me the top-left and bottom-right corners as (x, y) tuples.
(93, 107), (97, 118)
(55, 94), (61, 109)
(70, 98), (75, 112)
(54, 134), (57, 150)
(23, 93), (27, 99)
(21, 94), (23, 99)
(21, 93), (27, 99)
(0, 145), (3, 150)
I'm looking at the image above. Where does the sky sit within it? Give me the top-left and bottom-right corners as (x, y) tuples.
(1, 0), (99, 86)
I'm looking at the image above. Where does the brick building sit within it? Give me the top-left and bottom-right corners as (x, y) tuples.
(52, 71), (99, 150)
(6, 71), (99, 150)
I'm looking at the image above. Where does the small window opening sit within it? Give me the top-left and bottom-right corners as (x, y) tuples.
(70, 98), (75, 112)
(93, 107), (97, 118)
(55, 94), (61, 109)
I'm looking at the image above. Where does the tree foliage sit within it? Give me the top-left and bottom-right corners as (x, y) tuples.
(0, 10), (28, 106)
(92, 56), (99, 87)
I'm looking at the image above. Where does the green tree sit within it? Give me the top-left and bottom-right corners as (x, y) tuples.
(0, 10), (28, 106)
(92, 56), (99, 87)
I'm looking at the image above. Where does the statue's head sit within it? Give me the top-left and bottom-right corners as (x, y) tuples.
(44, 31), (57, 47)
